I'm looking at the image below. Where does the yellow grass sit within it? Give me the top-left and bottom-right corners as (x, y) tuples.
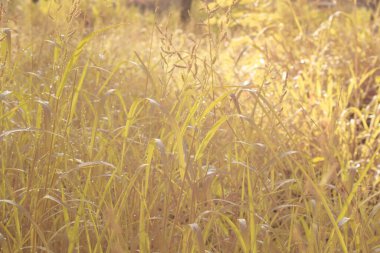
(1, 0), (380, 252)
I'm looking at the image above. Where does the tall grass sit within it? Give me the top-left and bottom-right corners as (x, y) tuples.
(1, 0), (379, 252)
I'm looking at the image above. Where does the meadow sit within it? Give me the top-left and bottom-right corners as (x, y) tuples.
(0, 0), (380, 252)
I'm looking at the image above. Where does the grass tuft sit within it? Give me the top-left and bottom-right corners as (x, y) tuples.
(1, 0), (380, 252)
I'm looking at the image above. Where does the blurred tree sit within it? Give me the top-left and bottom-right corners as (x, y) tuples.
(127, 0), (192, 22)
(180, 0), (192, 23)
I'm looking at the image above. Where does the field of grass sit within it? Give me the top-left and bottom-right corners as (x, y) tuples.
(1, 0), (380, 252)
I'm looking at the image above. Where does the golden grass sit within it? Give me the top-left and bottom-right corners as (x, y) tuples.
(1, 0), (380, 252)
